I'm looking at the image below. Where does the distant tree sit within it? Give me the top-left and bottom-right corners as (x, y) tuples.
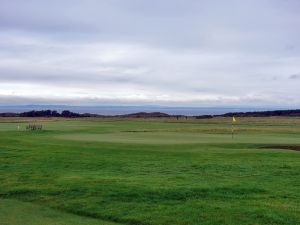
(51, 110), (60, 117)
(61, 110), (81, 118)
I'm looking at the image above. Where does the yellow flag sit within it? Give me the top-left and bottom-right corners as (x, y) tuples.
(232, 117), (236, 123)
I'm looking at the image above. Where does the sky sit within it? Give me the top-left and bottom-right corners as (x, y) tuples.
(0, 0), (300, 107)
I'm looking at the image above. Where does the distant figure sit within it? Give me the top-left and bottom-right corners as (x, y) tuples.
(17, 125), (20, 130)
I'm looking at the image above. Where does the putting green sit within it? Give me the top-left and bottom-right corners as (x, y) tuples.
(57, 130), (300, 145)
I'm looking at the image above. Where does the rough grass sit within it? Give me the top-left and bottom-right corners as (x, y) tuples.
(0, 117), (300, 225)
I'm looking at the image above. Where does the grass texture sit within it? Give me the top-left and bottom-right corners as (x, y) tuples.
(0, 117), (299, 225)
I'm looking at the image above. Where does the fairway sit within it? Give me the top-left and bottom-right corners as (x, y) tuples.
(0, 117), (300, 225)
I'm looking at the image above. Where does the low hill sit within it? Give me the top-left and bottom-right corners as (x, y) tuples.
(119, 112), (170, 118)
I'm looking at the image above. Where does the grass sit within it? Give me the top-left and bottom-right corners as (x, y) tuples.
(0, 117), (299, 225)
(0, 199), (121, 225)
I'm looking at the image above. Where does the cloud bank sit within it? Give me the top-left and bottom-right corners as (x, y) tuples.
(0, 0), (300, 106)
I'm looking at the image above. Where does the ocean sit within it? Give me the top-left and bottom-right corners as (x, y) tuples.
(0, 105), (289, 116)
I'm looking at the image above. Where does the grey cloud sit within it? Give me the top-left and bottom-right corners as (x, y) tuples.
(0, 68), (138, 85)
(1, 0), (299, 51)
(289, 73), (300, 79)
(0, 0), (300, 106)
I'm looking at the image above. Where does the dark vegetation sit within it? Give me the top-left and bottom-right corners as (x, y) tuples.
(222, 109), (300, 117)
(0, 110), (88, 118)
(197, 109), (300, 119)
(119, 112), (170, 118)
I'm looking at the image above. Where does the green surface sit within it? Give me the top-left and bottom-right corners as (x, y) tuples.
(0, 199), (121, 225)
(0, 117), (299, 225)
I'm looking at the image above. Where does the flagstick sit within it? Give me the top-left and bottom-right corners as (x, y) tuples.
(231, 123), (234, 139)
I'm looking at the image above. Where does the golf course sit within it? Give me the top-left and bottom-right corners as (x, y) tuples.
(0, 116), (299, 225)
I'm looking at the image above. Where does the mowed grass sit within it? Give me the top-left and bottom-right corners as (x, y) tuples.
(0, 117), (299, 225)
(0, 199), (121, 225)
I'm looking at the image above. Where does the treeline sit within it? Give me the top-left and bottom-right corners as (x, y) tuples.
(222, 109), (300, 117)
(195, 109), (300, 119)
(0, 110), (95, 118)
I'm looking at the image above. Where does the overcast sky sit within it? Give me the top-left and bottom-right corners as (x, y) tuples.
(0, 0), (300, 106)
